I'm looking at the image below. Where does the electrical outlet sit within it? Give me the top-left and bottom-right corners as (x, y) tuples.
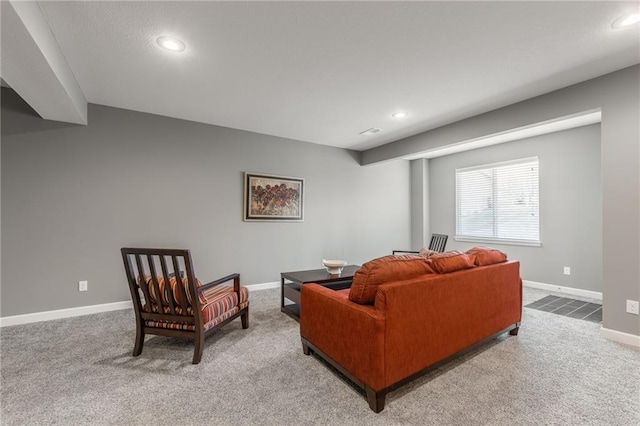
(626, 300), (639, 315)
(563, 266), (571, 275)
(78, 280), (88, 292)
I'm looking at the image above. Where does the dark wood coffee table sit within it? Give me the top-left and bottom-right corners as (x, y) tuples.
(281, 265), (360, 321)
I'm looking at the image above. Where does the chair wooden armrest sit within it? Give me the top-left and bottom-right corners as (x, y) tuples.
(199, 273), (240, 292)
(392, 250), (420, 255)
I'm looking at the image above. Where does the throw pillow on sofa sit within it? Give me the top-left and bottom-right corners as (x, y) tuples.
(349, 255), (434, 305)
(418, 248), (439, 258)
(466, 247), (508, 266)
(428, 250), (476, 274)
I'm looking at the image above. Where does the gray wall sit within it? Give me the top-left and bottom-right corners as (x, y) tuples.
(364, 65), (639, 337)
(429, 124), (602, 293)
(1, 89), (410, 317)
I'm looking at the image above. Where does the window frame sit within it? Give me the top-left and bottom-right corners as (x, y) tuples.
(454, 157), (541, 247)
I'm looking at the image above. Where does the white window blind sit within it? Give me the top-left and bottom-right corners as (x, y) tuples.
(456, 157), (540, 245)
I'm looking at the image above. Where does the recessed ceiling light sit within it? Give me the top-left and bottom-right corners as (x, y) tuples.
(156, 36), (186, 52)
(392, 112), (408, 119)
(612, 12), (640, 29)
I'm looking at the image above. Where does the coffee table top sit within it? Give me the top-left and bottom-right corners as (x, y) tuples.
(281, 265), (360, 284)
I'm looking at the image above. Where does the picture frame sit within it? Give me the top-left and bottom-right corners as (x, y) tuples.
(243, 172), (304, 222)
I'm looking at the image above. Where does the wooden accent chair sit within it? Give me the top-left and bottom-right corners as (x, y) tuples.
(428, 233), (448, 252)
(121, 248), (249, 364)
(392, 233), (449, 255)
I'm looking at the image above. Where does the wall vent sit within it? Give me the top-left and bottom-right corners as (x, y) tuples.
(360, 127), (381, 136)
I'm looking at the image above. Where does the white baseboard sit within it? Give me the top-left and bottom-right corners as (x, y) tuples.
(246, 281), (280, 291)
(523, 280), (602, 301)
(0, 281), (281, 328)
(600, 327), (640, 347)
(0, 301), (133, 328)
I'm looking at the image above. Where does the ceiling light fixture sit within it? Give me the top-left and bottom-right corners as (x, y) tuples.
(612, 12), (640, 29)
(156, 36), (186, 52)
(392, 112), (408, 119)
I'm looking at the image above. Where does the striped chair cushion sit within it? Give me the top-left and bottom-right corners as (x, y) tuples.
(140, 275), (205, 310)
(145, 286), (249, 331)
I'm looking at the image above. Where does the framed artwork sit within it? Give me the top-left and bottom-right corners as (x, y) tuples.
(243, 172), (304, 222)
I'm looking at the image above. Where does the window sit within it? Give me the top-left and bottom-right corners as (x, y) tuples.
(456, 157), (540, 246)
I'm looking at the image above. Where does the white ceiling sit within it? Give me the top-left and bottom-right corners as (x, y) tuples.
(3, 1), (640, 151)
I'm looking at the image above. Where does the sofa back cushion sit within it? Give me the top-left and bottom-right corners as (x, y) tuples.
(418, 248), (439, 258)
(428, 250), (476, 274)
(466, 247), (508, 266)
(349, 255), (434, 305)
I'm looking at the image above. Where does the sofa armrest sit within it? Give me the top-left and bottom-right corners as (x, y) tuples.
(300, 284), (386, 391)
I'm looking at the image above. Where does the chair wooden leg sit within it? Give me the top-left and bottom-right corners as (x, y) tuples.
(509, 326), (519, 336)
(302, 340), (310, 355)
(132, 325), (144, 357)
(365, 387), (387, 413)
(241, 308), (249, 329)
(193, 332), (204, 364)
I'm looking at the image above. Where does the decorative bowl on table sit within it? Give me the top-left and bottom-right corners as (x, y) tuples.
(322, 259), (348, 274)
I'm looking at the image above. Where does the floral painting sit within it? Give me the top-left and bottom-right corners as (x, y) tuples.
(244, 173), (304, 221)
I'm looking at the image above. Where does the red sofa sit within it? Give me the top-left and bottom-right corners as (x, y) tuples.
(300, 249), (522, 412)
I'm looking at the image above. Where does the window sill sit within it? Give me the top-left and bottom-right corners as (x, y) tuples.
(454, 236), (542, 247)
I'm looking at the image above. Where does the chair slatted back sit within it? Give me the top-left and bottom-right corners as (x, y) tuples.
(429, 234), (448, 253)
(121, 248), (202, 327)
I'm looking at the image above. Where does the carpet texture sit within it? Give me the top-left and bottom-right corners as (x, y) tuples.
(1, 287), (639, 425)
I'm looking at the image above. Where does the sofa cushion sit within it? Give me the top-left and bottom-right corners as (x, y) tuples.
(466, 247), (508, 266)
(418, 248), (439, 258)
(428, 251), (476, 273)
(349, 255), (434, 305)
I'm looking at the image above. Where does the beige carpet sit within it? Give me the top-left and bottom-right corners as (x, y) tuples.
(1, 287), (638, 425)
